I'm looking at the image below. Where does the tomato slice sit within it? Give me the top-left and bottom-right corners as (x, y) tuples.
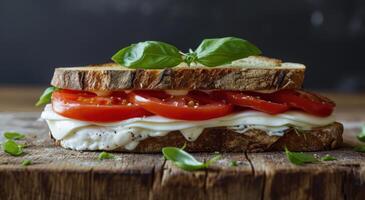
(220, 91), (290, 114)
(50, 89), (334, 122)
(269, 90), (335, 117)
(52, 90), (152, 122)
(129, 91), (233, 120)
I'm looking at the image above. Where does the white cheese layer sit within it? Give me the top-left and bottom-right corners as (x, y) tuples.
(41, 104), (335, 151)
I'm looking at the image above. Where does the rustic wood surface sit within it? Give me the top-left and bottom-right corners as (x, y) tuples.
(0, 87), (365, 200)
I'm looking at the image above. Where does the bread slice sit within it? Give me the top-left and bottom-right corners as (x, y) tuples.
(51, 56), (305, 91)
(53, 122), (343, 153)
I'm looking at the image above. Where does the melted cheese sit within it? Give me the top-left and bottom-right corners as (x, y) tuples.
(41, 104), (335, 151)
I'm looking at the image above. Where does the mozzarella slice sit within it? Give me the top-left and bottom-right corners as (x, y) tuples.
(41, 104), (335, 150)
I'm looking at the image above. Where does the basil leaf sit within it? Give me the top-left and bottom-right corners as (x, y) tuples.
(2, 140), (23, 156)
(111, 37), (261, 69)
(193, 37), (261, 67)
(205, 154), (221, 166)
(98, 151), (114, 160)
(285, 147), (318, 165)
(35, 86), (58, 106)
(4, 132), (25, 140)
(320, 154), (337, 161)
(112, 41), (183, 69)
(21, 159), (32, 166)
(356, 126), (365, 142)
(162, 147), (220, 171)
(354, 145), (365, 152)
(162, 147), (204, 171)
(229, 160), (238, 167)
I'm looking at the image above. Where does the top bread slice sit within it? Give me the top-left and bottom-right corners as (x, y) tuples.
(51, 56), (305, 91)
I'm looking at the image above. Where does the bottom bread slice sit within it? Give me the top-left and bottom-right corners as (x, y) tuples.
(53, 122), (343, 152)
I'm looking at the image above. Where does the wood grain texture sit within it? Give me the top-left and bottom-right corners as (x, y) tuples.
(0, 100), (365, 199)
(248, 150), (365, 200)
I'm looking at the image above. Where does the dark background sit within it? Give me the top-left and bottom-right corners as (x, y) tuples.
(1, 0), (364, 91)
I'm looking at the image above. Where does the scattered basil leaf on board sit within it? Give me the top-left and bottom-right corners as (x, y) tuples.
(354, 125), (365, 152)
(354, 145), (365, 152)
(320, 154), (337, 161)
(205, 154), (221, 166)
(4, 132), (25, 140)
(356, 125), (365, 142)
(21, 160), (32, 166)
(112, 37), (261, 69)
(98, 151), (114, 160)
(112, 41), (183, 69)
(18, 143), (27, 148)
(193, 37), (261, 67)
(162, 147), (205, 171)
(2, 140), (23, 156)
(35, 86), (58, 106)
(229, 160), (238, 167)
(162, 147), (220, 171)
(285, 147), (318, 165)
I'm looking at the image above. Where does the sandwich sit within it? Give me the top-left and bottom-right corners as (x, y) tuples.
(38, 37), (343, 152)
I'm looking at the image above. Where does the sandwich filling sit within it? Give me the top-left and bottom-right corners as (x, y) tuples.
(41, 89), (337, 151)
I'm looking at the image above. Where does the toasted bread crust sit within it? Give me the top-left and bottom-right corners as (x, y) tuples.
(53, 122), (343, 152)
(51, 57), (305, 91)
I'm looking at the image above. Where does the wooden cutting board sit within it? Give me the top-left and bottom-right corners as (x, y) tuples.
(0, 108), (364, 200)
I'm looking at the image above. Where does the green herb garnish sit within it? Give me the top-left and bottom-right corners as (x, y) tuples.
(354, 145), (365, 152)
(112, 37), (261, 69)
(98, 151), (114, 160)
(229, 160), (238, 167)
(2, 140), (23, 156)
(18, 143), (27, 148)
(21, 159), (32, 166)
(356, 125), (365, 142)
(354, 125), (365, 152)
(320, 154), (337, 161)
(285, 147), (319, 165)
(191, 37), (261, 66)
(4, 132), (25, 140)
(35, 86), (58, 106)
(112, 41), (182, 69)
(162, 147), (220, 171)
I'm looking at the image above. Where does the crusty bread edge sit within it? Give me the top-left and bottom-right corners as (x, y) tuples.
(51, 65), (305, 91)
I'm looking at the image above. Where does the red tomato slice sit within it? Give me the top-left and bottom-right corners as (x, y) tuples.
(219, 91), (290, 114)
(52, 90), (152, 122)
(129, 91), (233, 120)
(269, 90), (335, 117)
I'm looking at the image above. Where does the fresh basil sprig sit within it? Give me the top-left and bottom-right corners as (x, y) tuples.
(285, 147), (319, 165)
(2, 140), (23, 156)
(112, 37), (261, 69)
(36, 86), (58, 106)
(162, 147), (220, 171)
(4, 132), (25, 140)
